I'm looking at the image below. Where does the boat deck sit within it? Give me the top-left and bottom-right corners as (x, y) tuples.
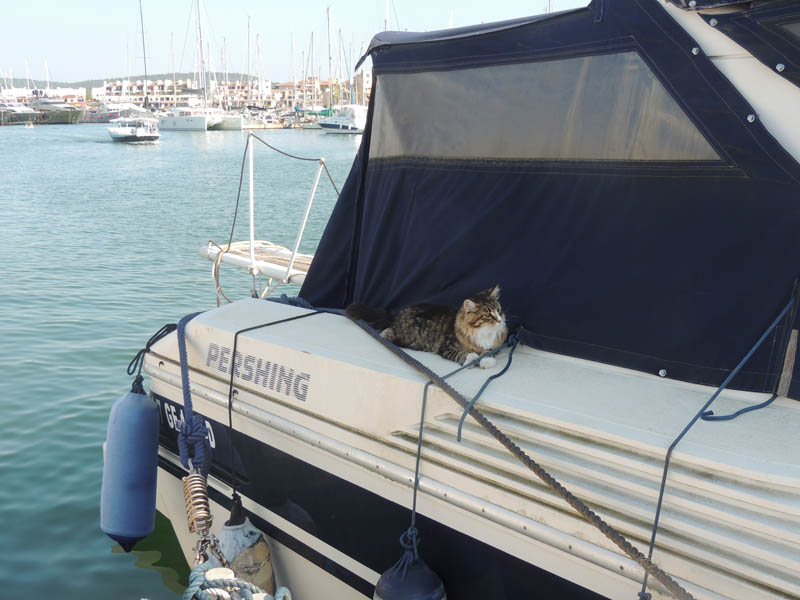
(200, 241), (313, 284)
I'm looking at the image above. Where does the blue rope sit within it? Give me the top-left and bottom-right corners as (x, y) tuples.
(457, 335), (519, 442)
(639, 297), (794, 599)
(177, 312), (211, 476)
(399, 335), (519, 570)
(701, 393), (778, 421)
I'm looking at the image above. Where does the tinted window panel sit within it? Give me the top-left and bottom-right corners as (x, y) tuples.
(370, 52), (720, 162)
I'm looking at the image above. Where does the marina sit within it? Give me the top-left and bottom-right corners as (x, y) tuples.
(4, 0), (800, 599)
(0, 124), (359, 599)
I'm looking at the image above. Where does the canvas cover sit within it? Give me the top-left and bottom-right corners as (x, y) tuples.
(703, 1), (800, 89)
(300, 0), (800, 397)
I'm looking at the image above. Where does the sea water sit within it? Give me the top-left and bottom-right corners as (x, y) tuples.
(0, 123), (360, 598)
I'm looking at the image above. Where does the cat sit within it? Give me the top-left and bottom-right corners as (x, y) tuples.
(345, 284), (508, 369)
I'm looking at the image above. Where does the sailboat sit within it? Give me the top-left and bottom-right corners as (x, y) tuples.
(109, 0), (159, 143)
(159, 0), (223, 131)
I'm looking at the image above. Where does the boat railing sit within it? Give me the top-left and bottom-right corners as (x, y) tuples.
(203, 132), (340, 304)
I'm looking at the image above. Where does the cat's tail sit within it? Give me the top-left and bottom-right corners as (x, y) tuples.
(345, 303), (393, 331)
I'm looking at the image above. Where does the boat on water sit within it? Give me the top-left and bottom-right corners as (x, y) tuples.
(0, 102), (39, 126)
(319, 104), (367, 134)
(107, 117), (159, 143)
(208, 112), (246, 130)
(158, 106), (224, 131)
(81, 102), (149, 123)
(105, 1), (800, 599)
(29, 100), (80, 124)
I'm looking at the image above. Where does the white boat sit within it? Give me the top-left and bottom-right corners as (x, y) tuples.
(158, 106), (224, 131)
(319, 104), (367, 134)
(109, 1), (800, 599)
(208, 113), (246, 130)
(107, 117), (159, 143)
(81, 102), (149, 123)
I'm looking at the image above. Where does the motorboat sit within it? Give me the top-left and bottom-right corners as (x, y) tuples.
(319, 104), (367, 134)
(0, 102), (39, 125)
(81, 102), (149, 123)
(107, 117), (159, 143)
(29, 100), (80, 124)
(109, 1), (800, 599)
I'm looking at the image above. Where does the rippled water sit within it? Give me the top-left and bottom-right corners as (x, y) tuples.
(0, 123), (359, 598)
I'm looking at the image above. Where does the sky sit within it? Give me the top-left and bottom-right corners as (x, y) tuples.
(0, 0), (589, 85)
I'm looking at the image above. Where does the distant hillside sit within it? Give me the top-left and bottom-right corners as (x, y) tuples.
(3, 72), (264, 89)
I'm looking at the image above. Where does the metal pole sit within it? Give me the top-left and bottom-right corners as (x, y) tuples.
(285, 160), (324, 282)
(248, 134), (256, 271)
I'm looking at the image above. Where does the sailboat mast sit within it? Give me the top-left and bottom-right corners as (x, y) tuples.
(138, 0), (149, 107)
(171, 33), (177, 106)
(291, 34), (296, 112)
(326, 6), (332, 109)
(247, 16), (251, 106)
(197, 0), (207, 107)
(310, 33), (315, 108)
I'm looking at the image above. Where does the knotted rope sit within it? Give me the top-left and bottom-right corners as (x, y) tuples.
(183, 562), (266, 600)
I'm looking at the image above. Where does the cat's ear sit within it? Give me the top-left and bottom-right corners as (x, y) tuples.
(463, 299), (477, 312)
(489, 284), (501, 299)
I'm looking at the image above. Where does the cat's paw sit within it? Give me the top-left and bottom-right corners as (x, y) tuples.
(463, 352), (480, 366)
(479, 356), (497, 369)
(380, 328), (395, 342)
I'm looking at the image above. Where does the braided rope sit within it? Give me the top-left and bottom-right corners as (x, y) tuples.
(348, 317), (694, 600)
(184, 562), (268, 600)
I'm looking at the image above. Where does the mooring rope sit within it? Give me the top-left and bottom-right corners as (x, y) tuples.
(347, 316), (695, 600)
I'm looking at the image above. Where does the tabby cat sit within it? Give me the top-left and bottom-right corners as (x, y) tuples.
(345, 285), (508, 368)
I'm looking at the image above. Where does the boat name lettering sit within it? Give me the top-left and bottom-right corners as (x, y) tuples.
(206, 343), (310, 401)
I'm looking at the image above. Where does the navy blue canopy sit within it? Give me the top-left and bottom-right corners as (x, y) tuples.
(301, 0), (800, 397)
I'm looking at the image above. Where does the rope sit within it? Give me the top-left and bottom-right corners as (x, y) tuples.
(639, 297), (795, 598)
(347, 316), (695, 600)
(249, 134), (341, 195)
(184, 561), (267, 600)
(177, 312), (212, 476)
(127, 323), (178, 377)
(223, 309), (323, 496)
(457, 335), (519, 441)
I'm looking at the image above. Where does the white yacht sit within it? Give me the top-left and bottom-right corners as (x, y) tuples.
(319, 104), (368, 134)
(158, 106), (224, 131)
(104, 1), (800, 600)
(107, 117), (159, 143)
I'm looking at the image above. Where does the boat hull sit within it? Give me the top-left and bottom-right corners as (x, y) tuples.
(319, 122), (363, 134)
(143, 299), (800, 600)
(0, 111), (38, 125)
(109, 133), (160, 143)
(158, 114), (222, 131)
(153, 395), (604, 600)
(208, 115), (245, 130)
(36, 109), (80, 125)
